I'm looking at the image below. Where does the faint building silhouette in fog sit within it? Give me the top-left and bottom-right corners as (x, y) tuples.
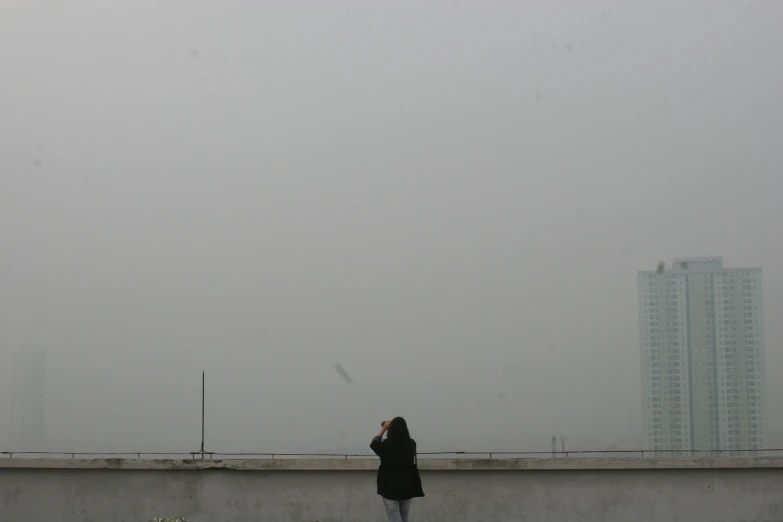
(639, 257), (767, 457)
(10, 345), (47, 451)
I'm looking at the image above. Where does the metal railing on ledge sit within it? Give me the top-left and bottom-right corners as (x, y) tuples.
(2, 449), (783, 460)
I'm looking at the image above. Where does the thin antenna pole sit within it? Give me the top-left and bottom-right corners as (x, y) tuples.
(200, 370), (205, 459)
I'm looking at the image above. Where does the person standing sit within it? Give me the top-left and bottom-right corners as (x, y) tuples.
(370, 417), (425, 522)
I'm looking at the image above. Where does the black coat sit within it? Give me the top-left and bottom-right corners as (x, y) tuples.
(370, 436), (425, 501)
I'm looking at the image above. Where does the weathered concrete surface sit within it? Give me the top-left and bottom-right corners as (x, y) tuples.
(1, 457), (782, 521)
(4, 455), (783, 470)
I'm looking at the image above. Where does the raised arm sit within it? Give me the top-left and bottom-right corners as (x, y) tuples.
(370, 420), (392, 456)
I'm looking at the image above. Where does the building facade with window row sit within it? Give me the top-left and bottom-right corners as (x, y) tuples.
(638, 257), (766, 456)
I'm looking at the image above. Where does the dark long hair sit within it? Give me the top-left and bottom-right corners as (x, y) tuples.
(386, 417), (416, 466)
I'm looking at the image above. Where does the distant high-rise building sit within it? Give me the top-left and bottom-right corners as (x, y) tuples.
(10, 345), (47, 451)
(638, 257), (766, 456)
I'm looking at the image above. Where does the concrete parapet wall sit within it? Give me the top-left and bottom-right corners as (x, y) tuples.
(1, 457), (782, 521)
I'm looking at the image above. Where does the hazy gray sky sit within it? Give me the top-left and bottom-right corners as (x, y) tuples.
(2, 0), (782, 454)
